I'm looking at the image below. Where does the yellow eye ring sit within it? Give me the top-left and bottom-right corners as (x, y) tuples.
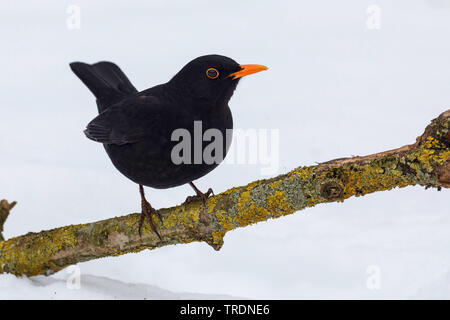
(206, 68), (219, 79)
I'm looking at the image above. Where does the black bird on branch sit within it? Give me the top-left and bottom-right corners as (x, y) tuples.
(70, 55), (267, 238)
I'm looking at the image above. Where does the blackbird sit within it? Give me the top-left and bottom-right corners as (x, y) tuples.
(70, 55), (267, 238)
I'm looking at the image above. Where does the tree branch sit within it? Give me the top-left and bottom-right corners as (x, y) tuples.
(0, 200), (16, 242)
(0, 110), (449, 277)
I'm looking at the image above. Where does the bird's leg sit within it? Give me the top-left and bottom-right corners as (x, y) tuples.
(138, 184), (162, 239)
(184, 182), (214, 206)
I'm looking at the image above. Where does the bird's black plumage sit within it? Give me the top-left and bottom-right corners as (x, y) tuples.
(70, 54), (267, 236)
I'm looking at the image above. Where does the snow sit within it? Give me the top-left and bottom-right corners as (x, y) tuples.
(413, 269), (450, 299)
(0, 273), (243, 300)
(0, 0), (450, 299)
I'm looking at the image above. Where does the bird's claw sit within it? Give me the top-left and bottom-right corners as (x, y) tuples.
(138, 200), (162, 240)
(184, 188), (214, 206)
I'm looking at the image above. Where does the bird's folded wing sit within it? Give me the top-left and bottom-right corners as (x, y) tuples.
(84, 96), (166, 145)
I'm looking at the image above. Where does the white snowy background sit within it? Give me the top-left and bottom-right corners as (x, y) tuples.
(0, 0), (449, 299)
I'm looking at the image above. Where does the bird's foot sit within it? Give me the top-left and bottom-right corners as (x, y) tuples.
(138, 199), (162, 240)
(184, 187), (214, 207)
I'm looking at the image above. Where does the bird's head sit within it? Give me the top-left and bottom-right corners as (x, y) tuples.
(169, 54), (267, 105)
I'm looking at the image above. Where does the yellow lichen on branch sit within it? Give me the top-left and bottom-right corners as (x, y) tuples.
(0, 110), (449, 277)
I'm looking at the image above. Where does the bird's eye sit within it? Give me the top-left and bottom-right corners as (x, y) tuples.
(206, 68), (219, 79)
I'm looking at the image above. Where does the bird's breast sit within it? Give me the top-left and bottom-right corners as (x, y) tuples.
(104, 103), (233, 189)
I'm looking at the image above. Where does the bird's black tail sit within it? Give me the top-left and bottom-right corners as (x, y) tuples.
(69, 61), (138, 112)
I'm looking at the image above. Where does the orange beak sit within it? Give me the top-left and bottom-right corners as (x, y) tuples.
(228, 64), (268, 79)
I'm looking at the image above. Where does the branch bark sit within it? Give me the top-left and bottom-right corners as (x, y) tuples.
(1, 110), (449, 277)
(0, 200), (16, 242)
